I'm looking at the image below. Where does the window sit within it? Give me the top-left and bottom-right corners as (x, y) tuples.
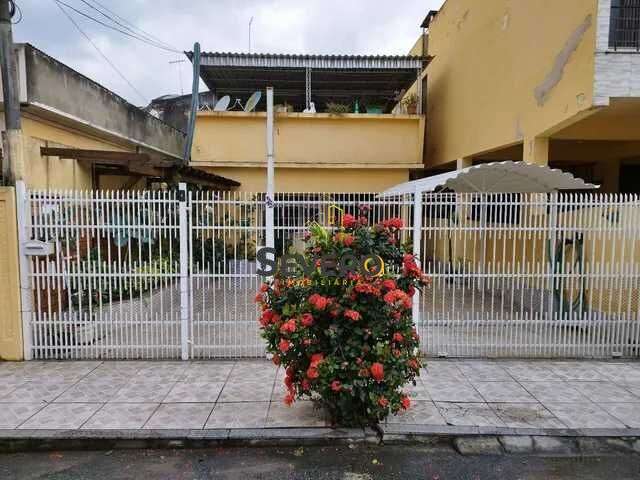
(609, 0), (640, 50)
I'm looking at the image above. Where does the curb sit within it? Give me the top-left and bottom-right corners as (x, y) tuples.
(1, 427), (640, 455)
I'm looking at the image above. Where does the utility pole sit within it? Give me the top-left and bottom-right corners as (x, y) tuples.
(0, 0), (23, 184)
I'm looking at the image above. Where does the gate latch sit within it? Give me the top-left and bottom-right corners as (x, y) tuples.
(23, 240), (55, 257)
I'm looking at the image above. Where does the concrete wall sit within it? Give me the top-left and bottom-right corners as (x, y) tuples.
(0, 187), (23, 360)
(192, 111), (424, 169)
(20, 44), (185, 159)
(425, 0), (599, 167)
(204, 167), (410, 193)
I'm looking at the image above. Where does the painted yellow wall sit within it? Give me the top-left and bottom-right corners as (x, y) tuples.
(20, 115), (134, 190)
(204, 167), (410, 193)
(192, 112), (425, 169)
(0, 187), (23, 360)
(426, 0), (598, 167)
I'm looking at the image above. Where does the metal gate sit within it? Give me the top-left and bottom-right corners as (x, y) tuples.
(16, 184), (640, 360)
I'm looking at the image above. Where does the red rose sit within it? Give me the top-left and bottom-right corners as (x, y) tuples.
(306, 366), (319, 379)
(383, 289), (411, 309)
(407, 359), (420, 371)
(309, 293), (329, 310)
(330, 380), (342, 392)
(370, 363), (384, 382)
(344, 309), (361, 322)
(382, 279), (396, 291)
(278, 339), (292, 353)
(378, 396), (389, 408)
(310, 353), (324, 367)
(401, 396), (411, 410)
(342, 214), (357, 229)
(279, 319), (297, 334)
(255, 293), (264, 303)
(284, 393), (295, 406)
(382, 218), (403, 230)
(301, 313), (314, 327)
(343, 234), (355, 247)
(301, 379), (311, 391)
(407, 285), (416, 297)
(260, 283), (269, 293)
(284, 376), (294, 388)
(393, 333), (404, 343)
(272, 354), (281, 365)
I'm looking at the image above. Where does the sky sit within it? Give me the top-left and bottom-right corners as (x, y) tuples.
(13, 0), (444, 107)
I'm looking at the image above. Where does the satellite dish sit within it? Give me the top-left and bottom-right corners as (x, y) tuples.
(244, 91), (262, 112)
(213, 95), (231, 111)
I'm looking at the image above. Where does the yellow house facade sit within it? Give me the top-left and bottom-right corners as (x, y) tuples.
(189, 52), (427, 193)
(2, 44), (186, 190)
(421, 0), (640, 193)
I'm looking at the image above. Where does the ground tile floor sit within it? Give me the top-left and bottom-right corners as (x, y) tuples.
(0, 359), (639, 431)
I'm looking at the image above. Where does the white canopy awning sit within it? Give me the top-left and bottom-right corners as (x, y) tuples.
(381, 161), (598, 196)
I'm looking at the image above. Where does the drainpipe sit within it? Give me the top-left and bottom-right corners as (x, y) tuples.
(183, 42), (200, 164)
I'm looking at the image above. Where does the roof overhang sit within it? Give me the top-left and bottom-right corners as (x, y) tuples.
(381, 162), (599, 196)
(40, 147), (240, 190)
(188, 52), (429, 112)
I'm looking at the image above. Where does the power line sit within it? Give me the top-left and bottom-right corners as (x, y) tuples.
(78, 0), (179, 53)
(54, 0), (181, 53)
(75, 0), (180, 52)
(53, 0), (148, 105)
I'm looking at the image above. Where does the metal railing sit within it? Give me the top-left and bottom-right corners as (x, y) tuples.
(610, 5), (640, 50)
(16, 186), (640, 360)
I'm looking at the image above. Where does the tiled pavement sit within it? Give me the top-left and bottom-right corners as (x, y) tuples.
(1, 359), (640, 431)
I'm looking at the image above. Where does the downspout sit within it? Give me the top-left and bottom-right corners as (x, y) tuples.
(183, 42), (201, 163)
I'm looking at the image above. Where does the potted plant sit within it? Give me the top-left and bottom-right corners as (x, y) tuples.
(325, 102), (351, 115)
(401, 93), (419, 114)
(257, 212), (429, 438)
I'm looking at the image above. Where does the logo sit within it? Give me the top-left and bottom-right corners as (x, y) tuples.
(256, 249), (385, 279)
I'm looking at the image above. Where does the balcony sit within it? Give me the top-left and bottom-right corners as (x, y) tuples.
(609, 1), (640, 50)
(191, 111), (425, 169)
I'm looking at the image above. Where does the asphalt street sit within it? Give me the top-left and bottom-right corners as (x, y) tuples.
(2, 445), (640, 480)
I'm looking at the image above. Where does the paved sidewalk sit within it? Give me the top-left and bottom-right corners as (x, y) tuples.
(0, 359), (640, 433)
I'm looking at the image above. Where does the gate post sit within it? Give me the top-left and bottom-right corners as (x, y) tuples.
(412, 190), (423, 327)
(178, 183), (190, 360)
(15, 180), (32, 360)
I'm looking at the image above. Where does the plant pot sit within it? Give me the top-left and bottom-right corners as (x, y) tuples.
(406, 105), (417, 115)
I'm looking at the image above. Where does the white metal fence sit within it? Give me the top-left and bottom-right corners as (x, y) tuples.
(16, 186), (640, 360)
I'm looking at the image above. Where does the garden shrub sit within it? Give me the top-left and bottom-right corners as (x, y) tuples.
(257, 212), (429, 429)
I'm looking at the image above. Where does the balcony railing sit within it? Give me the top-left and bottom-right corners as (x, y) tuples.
(609, 3), (640, 50)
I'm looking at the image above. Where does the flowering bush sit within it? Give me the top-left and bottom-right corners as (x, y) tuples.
(257, 210), (429, 429)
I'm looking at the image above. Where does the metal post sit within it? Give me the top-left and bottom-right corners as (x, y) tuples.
(412, 189), (423, 327)
(178, 183), (190, 360)
(416, 67), (423, 115)
(548, 192), (558, 321)
(265, 87), (275, 253)
(305, 67), (312, 111)
(15, 180), (32, 360)
(0, 0), (22, 183)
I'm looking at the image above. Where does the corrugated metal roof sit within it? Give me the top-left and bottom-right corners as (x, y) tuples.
(189, 51), (426, 69)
